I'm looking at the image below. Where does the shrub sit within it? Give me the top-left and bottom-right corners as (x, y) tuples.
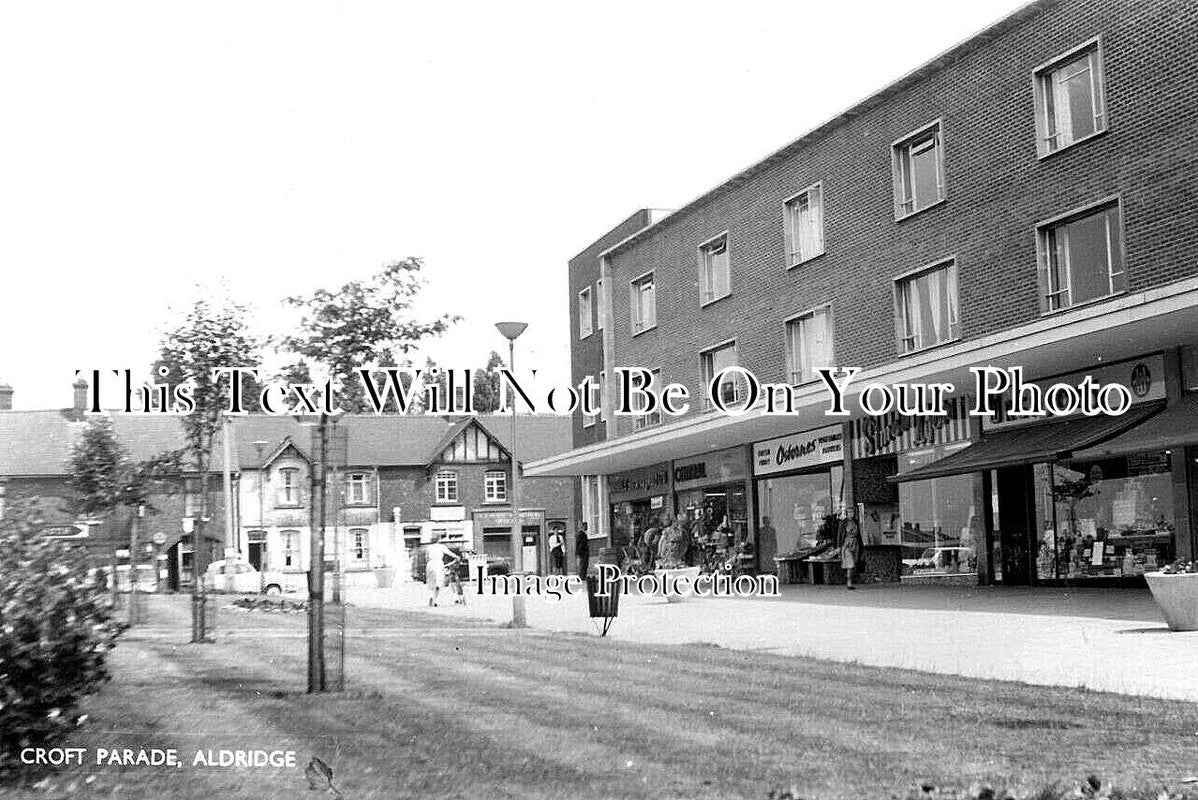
(0, 501), (123, 774)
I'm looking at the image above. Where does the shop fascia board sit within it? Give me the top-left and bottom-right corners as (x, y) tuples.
(525, 276), (1198, 477)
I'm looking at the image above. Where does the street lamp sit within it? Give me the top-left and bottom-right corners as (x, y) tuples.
(253, 440), (268, 569)
(495, 322), (527, 628)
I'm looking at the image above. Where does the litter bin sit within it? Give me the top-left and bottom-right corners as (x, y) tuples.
(586, 572), (620, 636)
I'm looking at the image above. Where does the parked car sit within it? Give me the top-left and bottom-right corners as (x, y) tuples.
(202, 559), (302, 595)
(909, 547), (977, 573)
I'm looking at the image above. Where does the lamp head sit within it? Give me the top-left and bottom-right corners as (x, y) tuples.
(495, 321), (528, 342)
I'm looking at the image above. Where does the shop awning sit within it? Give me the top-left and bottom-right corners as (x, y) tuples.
(1071, 393), (1198, 460)
(888, 402), (1163, 483)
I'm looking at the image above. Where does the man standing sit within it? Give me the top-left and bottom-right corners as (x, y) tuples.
(548, 527), (566, 575)
(575, 521), (590, 578)
(424, 534), (460, 607)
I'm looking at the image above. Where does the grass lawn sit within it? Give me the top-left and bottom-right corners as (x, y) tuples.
(5, 595), (1197, 800)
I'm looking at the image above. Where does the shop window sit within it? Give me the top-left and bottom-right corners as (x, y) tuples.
(1044, 453), (1175, 580)
(756, 467), (844, 557)
(435, 471), (459, 503)
(700, 341), (747, 409)
(892, 122), (944, 219)
(785, 306), (833, 385)
(578, 286), (594, 339)
(347, 473), (370, 505)
(895, 260), (959, 353)
(784, 184), (824, 266)
(631, 369), (662, 429)
(484, 470), (507, 502)
(1034, 39), (1106, 157)
(350, 528), (369, 562)
(582, 475), (602, 538)
(281, 530), (299, 568)
(698, 233), (731, 305)
(630, 273), (656, 335)
(1037, 201), (1125, 313)
(897, 445), (977, 577)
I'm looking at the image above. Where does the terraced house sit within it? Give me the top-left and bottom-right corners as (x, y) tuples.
(530, 0), (1198, 588)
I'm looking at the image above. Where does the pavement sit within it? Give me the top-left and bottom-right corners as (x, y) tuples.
(345, 577), (1198, 703)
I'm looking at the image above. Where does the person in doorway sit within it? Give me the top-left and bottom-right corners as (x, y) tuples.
(424, 534), (460, 607)
(757, 516), (778, 574)
(837, 511), (864, 590)
(575, 521), (591, 578)
(549, 527), (566, 575)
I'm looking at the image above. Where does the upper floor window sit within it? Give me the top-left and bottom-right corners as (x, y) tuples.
(582, 372), (602, 428)
(435, 470), (458, 503)
(785, 306), (834, 385)
(1037, 200), (1125, 313)
(347, 473), (370, 505)
(700, 342), (747, 409)
(484, 470), (507, 502)
(578, 286), (594, 339)
(784, 184), (824, 266)
(698, 233), (731, 305)
(892, 122), (944, 219)
(350, 528), (369, 562)
(1034, 39), (1106, 157)
(895, 260), (959, 353)
(630, 273), (656, 335)
(278, 468), (301, 506)
(631, 368), (663, 429)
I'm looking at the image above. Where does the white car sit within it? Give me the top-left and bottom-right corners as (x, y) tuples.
(202, 559), (300, 595)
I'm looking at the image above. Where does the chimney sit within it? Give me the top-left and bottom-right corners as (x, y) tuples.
(0, 384), (12, 411)
(73, 378), (89, 412)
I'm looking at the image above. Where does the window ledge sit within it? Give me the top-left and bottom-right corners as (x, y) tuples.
(898, 336), (962, 357)
(700, 292), (732, 309)
(787, 251), (826, 271)
(894, 197), (947, 223)
(483, 499), (509, 505)
(1039, 289), (1126, 317)
(1037, 128), (1108, 161)
(631, 324), (657, 338)
(579, 330), (594, 341)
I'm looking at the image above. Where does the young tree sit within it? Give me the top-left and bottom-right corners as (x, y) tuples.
(472, 350), (507, 412)
(66, 417), (182, 517)
(280, 258), (458, 412)
(153, 294), (263, 641)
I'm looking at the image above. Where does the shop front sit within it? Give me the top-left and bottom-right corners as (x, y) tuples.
(752, 425), (845, 573)
(672, 447), (752, 573)
(608, 463), (671, 550)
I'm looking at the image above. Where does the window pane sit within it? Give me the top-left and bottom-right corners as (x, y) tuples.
(1066, 212), (1113, 304)
(911, 138), (940, 210)
(1063, 60), (1096, 140)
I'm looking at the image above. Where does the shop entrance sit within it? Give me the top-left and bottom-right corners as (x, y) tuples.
(992, 465), (1035, 585)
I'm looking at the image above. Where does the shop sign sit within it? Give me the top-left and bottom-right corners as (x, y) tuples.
(982, 355), (1166, 431)
(672, 447), (750, 491)
(607, 463), (670, 503)
(753, 425), (844, 476)
(430, 505), (466, 522)
(851, 396), (970, 458)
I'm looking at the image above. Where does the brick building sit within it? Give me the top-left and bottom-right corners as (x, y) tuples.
(531, 0), (1198, 587)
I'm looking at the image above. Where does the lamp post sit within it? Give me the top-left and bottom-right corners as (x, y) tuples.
(254, 440), (268, 569)
(495, 321), (528, 628)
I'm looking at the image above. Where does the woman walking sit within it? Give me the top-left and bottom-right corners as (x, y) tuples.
(837, 511), (864, 590)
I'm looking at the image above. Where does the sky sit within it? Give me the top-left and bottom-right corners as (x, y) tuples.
(0, 0), (1029, 410)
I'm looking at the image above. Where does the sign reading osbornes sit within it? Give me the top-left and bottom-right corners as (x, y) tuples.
(753, 425), (843, 477)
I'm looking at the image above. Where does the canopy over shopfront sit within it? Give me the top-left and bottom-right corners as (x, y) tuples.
(1072, 393), (1198, 460)
(888, 403), (1163, 483)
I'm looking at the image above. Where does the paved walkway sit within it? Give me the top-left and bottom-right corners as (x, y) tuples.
(345, 579), (1198, 702)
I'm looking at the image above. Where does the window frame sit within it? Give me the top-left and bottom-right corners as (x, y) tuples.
(346, 472), (370, 505)
(1034, 196), (1126, 315)
(629, 271), (657, 336)
(484, 470), (508, 503)
(1032, 37), (1107, 159)
(350, 527), (369, 562)
(582, 475), (603, 539)
(783, 304), (834, 385)
(595, 278), (605, 331)
(891, 120), (946, 221)
(697, 231), (732, 307)
(578, 285), (594, 339)
(631, 367), (663, 430)
(435, 470), (459, 503)
(892, 257), (961, 355)
(699, 339), (746, 410)
(277, 467), (301, 507)
(581, 371), (602, 429)
(281, 530), (300, 568)
(783, 183), (825, 267)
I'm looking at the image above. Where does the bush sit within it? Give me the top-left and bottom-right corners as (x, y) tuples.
(0, 502), (123, 774)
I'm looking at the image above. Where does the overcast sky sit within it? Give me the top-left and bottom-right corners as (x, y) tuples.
(0, 0), (1029, 410)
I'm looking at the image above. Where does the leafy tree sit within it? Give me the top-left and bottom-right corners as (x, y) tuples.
(66, 417), (182, 518)
(280, 258), (458, 412)
(472, 350), (507, 412)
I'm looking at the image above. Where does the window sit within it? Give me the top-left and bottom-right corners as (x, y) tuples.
(347, 473), (370, 505)
(784, 184), (824, 265)
(631, 368), (662, 429)
(1037, 201), (1125, 312)
(278, 468), (300, 506)
(896, 260), (960, 353)
(1034, 40), (1106, 157)
(435, 471), (458, 503)
(698, 233), (731, 304)
(630, 273), (656, 334)
(582, 372), (602, 428)
(785, 306), (834, 384)
(700, 342), (747, 409)
(892, 122), (944, 218)
(578, 286), (594, 338)
(596, 278), (605, 330)
(350, 528), (369, 562)
(484, 470), (507, 502)
(281, 530), (299, 568)
(582, 475), (602, 538)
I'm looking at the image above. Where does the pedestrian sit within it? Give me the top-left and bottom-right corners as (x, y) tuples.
(837, 510), (864, 590)
(424, 534), (460, 607)
(575, 521), (591, 578)
(549, 527), (566, 575)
